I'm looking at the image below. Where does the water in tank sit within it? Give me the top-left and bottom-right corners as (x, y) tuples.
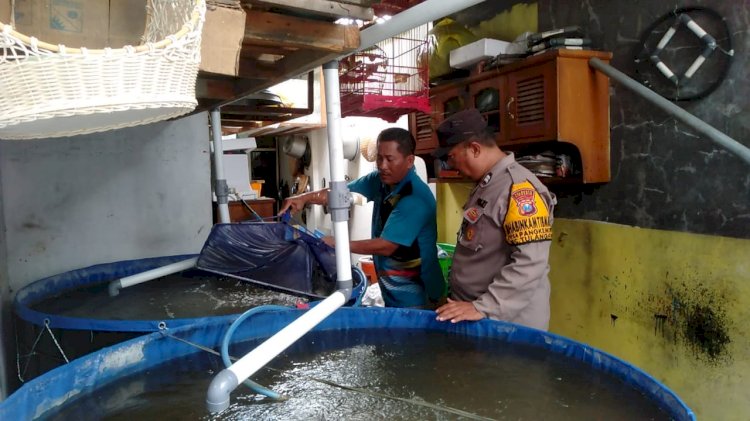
(1, 308), (695, 420)
(13, 250), (364, 385)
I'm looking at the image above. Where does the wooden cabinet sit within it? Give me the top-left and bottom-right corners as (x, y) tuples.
(506, 59), (556, 142)
(469, 75), (503, 140)
(213, 198), (276, 223)
(423, 49), (613, 184)
(409, 111), (436, 154)
(433, 84), (469, 122)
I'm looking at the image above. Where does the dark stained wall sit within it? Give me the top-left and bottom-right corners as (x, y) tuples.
(535, 0), (749, 239)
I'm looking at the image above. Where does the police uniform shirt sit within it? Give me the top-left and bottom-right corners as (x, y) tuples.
(451, 153), (555, 330)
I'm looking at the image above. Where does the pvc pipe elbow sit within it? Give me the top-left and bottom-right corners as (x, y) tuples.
(108, 280), (122, 297)
(337, 276), (353, 301)
(206, 369), (239, 413)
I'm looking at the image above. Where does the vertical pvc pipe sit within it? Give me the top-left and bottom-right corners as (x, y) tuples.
(210, 109), (231, 223)
(208, 2), (497, 412)
(322, 61), (353, 284)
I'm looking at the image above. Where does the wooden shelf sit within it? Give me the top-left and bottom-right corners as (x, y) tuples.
(212, 198), (276, 223)
(412, 49), (613, 185)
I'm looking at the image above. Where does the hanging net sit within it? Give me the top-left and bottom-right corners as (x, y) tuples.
(0, 0), (206, 140)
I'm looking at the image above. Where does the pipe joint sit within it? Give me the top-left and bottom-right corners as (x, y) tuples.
(215, 179), (229, 204)
(206, 369), (239, 413)
(327, 181), (352, 222)
(107, 279), (122, 297)
(337, 279), (353, 301)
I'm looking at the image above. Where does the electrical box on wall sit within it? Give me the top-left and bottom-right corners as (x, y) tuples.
(223, 154), (255, 199)
(211, 135), (258, 200)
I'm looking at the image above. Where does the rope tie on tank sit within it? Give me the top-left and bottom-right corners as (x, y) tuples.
(44, 319), (70, 364)
(15, 318), (69, 383)
(161, 331), (497, 420)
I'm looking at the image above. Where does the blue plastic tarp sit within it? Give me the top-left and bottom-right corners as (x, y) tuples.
(196, 222), (339, 299)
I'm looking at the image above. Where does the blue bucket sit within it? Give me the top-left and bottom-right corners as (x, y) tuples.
(1, 308), (695, 420)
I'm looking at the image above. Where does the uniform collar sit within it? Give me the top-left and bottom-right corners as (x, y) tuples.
(382, 167), (415, 198)
(476, 153), (515, 191)
(490, 152), (515, 175)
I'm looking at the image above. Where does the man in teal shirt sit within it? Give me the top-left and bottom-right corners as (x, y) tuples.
(280, 128), (445, 308)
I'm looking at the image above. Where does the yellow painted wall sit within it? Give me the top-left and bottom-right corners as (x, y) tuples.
(436, 182), (750, 419)
(550, 219), (750, 420)
(429, 3), (537, 79)
(470, 2), (538, 42)
(436, 182), (474, 243)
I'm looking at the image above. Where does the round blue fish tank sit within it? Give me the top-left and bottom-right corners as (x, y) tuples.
(12, 254), (364, 385)
(1, 308), (695, 420)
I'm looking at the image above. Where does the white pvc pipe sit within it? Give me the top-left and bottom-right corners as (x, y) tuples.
(322, 62), (354, 281)
(359, 0), (486, 52)
(210, 109), (231, 223)
(209, 2), (491, 411)
(120, 257), (199, 288)
(109, 257), (198, 296)
(210, 62), (356, 412)
(226, 291), (347, 380)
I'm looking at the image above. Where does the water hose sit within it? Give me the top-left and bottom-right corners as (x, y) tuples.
(218, 267), (364, 400)
(220, 305), (294, 400)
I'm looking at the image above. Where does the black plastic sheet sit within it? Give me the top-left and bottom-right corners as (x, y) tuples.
(196, 222), (338, 298)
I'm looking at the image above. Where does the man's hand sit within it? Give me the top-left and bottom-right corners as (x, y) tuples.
(322, 236), (335, 247)
(278, 196), (307, 215)
(279, 190), (329, 216)
(435, 298), (484, 323)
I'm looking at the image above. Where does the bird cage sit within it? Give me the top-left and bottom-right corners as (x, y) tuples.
(339, 27), (430, 123)
(0, 0), (206, 140)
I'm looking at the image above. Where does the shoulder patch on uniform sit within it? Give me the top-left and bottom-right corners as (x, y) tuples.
(503, 180), (552, 245)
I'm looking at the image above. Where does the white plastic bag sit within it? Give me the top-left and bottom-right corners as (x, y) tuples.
(360, 282), (385, 307)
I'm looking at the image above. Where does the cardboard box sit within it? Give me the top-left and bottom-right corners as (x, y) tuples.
(109, 0), (146, 47)
(199, 4), (245, 76)
(0, 1), (10, 22)
(2, 0), (146, 49)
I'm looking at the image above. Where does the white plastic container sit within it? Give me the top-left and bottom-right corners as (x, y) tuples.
(449, 38), (511, 69)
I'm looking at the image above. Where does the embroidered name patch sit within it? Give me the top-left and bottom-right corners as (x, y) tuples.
(463, 207), (482, 224)
(503, 181), (552, 245)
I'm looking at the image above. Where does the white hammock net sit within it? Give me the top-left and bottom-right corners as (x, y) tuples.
(0, 0), (206, 140)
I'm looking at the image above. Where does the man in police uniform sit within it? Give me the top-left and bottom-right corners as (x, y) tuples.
(433, 109), (555, 331)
